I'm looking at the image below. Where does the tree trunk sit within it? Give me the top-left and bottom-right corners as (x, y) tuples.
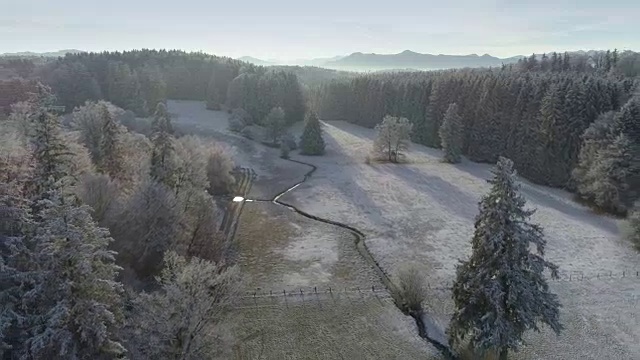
(499, 347), (508, 360)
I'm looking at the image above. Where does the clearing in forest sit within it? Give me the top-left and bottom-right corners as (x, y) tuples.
(169, 101), (441, 359)
(280, 120), (640, 360)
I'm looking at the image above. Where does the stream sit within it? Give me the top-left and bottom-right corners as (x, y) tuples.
(240, 157), (457, 359)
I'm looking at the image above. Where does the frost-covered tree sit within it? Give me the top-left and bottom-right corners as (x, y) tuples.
(584, 134), (636, 214)
(205, 144), (235, 196)
(71, 100), (124, 165)
(3, 92), (125, 359)
(125, 252), (240, 360)
(0, 127), (35, 354)
(439, 103), (464, 163)
(372, 115), (413, 163)
(172, 136), (209, 196)
(449, 157), (562, 360)
(264, 107), (286, 145)
(77, 173), (119, 226)
(22, 192), (125, 359)
(150, 102), (176, 186)
(299, 111), (325, 155)
(98, 103), (126, 180)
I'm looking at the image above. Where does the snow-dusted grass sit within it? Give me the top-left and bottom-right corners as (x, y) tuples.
(234, 202), (380, 292)
(232, 296), (441, 359)
(281, 120), (640, 359)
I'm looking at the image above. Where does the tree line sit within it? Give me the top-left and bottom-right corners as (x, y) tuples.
(312, 64), (639, 214)
(1, 86), (240, 358)
(0, 50), (306, 127)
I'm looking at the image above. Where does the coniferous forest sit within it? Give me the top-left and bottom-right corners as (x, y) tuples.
(312, 52), (640, 214)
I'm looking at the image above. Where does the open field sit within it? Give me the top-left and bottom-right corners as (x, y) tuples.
(232, 294), (438, 360)
(279, 120), (640, 359)
(168, 100), (309, 200)
(169, 101), (440, 358)
(234, 202), (380, 292)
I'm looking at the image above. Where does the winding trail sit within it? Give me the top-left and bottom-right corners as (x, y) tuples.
(243, 157), (457, 359)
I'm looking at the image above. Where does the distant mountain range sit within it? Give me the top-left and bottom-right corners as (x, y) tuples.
(0, 49), (85, 58)
(325, 50), (524, 70)
(238, 50), (524, 71)
(238, 55), (346, 67)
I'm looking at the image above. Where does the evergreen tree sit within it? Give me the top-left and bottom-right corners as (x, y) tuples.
(29, 87), (71, 204)
(624, 203), (640, 250)
(206, 72), (221, 110)
(264, 107), (286, 145)
(299, 112), (326, 155)
(138, 64), (166, 115)
(150, 102), (176, 186)
(439, 103), (464, 163)
(538, 84), (568, 186)
(22, 192), (125, 359)
(450, 157), (562, 359)
(98, 104), (125, 180)
(585, 134), (636, 214)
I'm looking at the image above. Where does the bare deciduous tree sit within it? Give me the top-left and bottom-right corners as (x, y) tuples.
(372, 115), (413, 163)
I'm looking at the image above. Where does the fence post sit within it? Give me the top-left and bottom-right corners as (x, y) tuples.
(314, 286), (317, 294)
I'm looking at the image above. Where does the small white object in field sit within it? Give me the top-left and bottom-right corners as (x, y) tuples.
(233, 196), (244, 202)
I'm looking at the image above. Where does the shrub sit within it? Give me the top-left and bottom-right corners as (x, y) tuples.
(228, 117), (244, 132)
(282, 132), (297, 150)
(280, 141), (290, 159)
(241, 126), (254, 140)
(230, 108), (253, 126)
(396, 266), (427, 314)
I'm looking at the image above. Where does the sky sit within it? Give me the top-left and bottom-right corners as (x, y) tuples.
(2, 0), (639, 60)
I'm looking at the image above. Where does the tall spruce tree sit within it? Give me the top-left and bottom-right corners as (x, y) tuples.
(150, 102), (176, 186)
(439, 103), (464, 163)
(449, 157), (562, 359)
(98, 104), (125, 180)
(23, 192), (125, 359)
(299, 111), (325, 155)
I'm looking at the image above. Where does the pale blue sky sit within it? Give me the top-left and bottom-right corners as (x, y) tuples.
(2, 0), (638, 59)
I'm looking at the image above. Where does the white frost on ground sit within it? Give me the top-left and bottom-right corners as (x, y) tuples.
(281, 120), (640, 359)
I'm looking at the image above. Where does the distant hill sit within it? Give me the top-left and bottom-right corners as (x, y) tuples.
(238, 56), (276, 66)
(325, 50), (523, 70)
(0, 49), (85, 58)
